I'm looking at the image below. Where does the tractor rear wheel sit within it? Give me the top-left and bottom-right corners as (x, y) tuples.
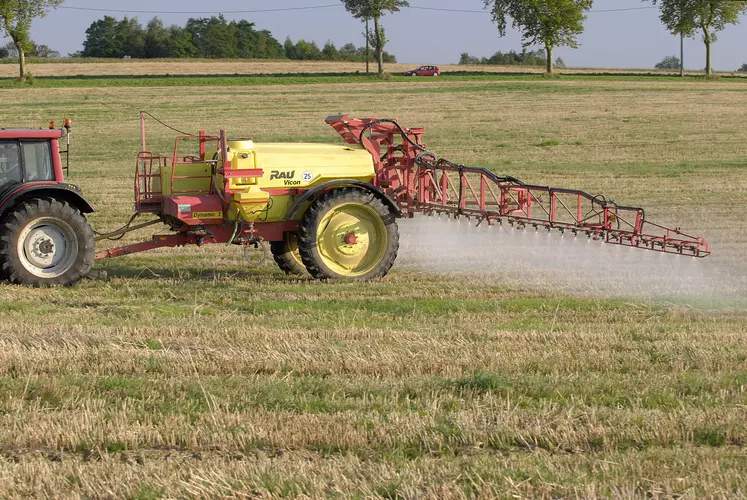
(298, 188), (399, 281)
(270, 232), (307, 276)
(0, 198), (95, 287)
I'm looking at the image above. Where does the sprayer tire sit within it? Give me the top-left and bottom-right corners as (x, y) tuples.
(298, 188), (399, 281)
(0, 198), (95, 287)
(270, 232), (307, 276)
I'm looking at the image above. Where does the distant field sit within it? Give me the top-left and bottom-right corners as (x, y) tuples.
(0, 58), (740, 79)
(0, 76), (745, 497)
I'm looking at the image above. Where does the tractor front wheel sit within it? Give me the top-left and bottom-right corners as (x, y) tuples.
(270, 232), (307, 276)
(298, 188), (399, 281)
(0, 198), (95, 287)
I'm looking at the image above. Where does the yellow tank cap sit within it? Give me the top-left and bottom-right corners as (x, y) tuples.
(227, 138), (255, 151)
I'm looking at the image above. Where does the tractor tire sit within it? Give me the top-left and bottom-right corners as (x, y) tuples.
(0, 198), (95, 287)
(298, 188), (399, 281)
(270, 232), (307, 276)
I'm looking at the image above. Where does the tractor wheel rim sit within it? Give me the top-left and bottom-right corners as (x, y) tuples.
(17, 217), (78, 278)
(316, 203), (387, 277)
(286, 232), (304, 268)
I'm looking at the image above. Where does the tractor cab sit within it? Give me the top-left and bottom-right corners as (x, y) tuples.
(0, 130), (60, 188)
(0, 119), (72, 189)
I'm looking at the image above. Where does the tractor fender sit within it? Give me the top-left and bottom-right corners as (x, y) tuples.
(0, 183), (95, 221)
(284, 180), (402, 221)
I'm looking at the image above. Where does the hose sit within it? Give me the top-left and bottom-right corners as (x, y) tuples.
(226, 220), (241, 247)
(212, 172), (226, 203)
(93, 213), (140, 241)
(244, 241), (268, 267)
(140, 111), (196, 136)
(358, 118), (427, 153)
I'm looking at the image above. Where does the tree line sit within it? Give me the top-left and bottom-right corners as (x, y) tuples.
(482, 0), (747, 76)
(0, 0), (746, 82)
(79, 15), (284, 59)
(459, 49), (566, 68)
(338, 0), (747, 77)
(0, 0), (401, 82)
(283, 38), (395, 63)
(0, 40), (59, 59)
(77, 15), (395, 63)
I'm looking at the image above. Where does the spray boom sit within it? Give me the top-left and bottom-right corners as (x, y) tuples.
(327, 115), (710, 258)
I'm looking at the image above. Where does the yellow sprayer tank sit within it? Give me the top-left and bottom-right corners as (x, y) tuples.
(224, 140), (376, 222)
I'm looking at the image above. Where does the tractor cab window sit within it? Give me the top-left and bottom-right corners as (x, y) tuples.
(22, 142), (53, 182)
(0, 140), (54, 188)
(0, 141), (22, 188)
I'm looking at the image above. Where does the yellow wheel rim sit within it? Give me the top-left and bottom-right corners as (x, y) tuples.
(316, 202), (388, 277)
(286, 232), (304, 268)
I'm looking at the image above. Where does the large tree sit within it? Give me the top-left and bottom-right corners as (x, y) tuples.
(341, 0), (408, 76)
(652, 0), (747, 76)
(82, 16), (120, 57)
(165, 25), (197, 58)
(114, 17), (145, 58)
(83, 16), (145, 58)
(0, 0), (62, 81)
(185, 15), (238, 59)
(143, 17), (169, 59)
(483, 0), (592, 74)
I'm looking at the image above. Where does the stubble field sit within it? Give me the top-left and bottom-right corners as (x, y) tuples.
(0, 70), (746, 498)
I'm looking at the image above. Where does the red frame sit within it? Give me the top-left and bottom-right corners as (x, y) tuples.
(50, 139), (64, 181)
(94, 221), (299, 260)
(0, 129), (62, 140)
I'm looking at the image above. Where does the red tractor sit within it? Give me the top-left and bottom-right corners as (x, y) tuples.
(0, 121), (95, 286)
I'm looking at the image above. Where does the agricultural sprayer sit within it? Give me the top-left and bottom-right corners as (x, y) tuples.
(0, 114), (710, 286)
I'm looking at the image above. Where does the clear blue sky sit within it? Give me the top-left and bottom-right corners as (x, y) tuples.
(12, 0), (747, 70)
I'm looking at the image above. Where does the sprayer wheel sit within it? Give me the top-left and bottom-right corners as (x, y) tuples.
(298, 188), (399, 281)
(270, 232), (307, 276)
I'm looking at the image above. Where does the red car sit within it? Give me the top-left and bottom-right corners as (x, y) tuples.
(404, 65), (441, 77)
